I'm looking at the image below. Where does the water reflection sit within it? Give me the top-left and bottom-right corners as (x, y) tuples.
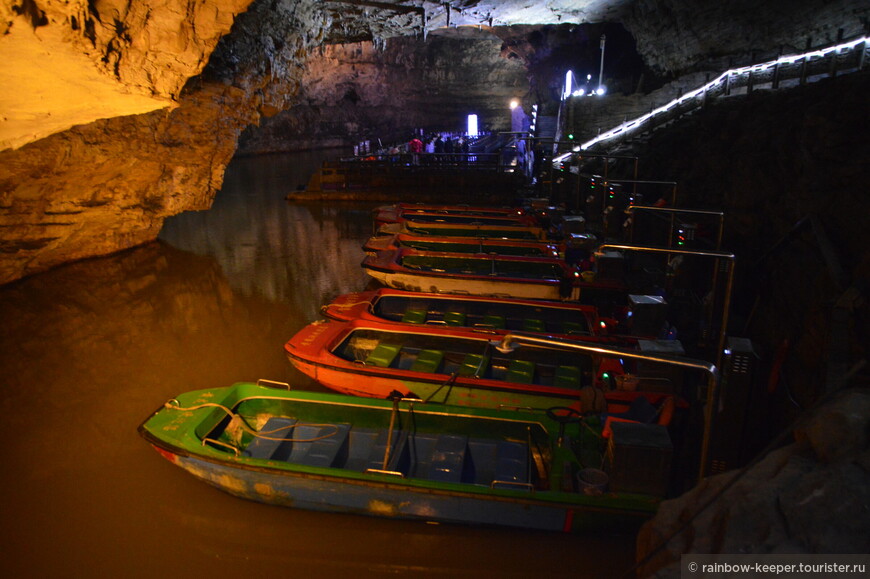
(0, 152), (635, 578)
(159, 151), (375, 319)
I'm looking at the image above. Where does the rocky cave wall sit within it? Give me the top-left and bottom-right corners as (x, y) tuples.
(0, 0), (329, 284)
(237, 33), (530, 155)
(1, 0), (868, 286)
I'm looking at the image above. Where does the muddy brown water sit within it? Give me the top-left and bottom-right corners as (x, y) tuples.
(0, 152), (636, 578)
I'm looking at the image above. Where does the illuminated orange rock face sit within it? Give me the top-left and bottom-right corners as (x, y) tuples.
(0, 0), (321, 284)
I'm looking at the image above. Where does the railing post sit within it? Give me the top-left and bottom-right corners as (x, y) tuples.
(800, 37), (812, 85)
(747, 51), (756, 93)
(725, 58), (732, 95)
(772, 46), (782, 89)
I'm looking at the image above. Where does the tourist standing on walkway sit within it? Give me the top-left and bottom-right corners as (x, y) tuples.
(409, 136), (423, 165)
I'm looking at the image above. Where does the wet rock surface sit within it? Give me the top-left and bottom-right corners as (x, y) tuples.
(636, 389), (870, 577)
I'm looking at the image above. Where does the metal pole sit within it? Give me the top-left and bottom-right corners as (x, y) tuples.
(491, 332), (719, 482)
(598, 35), (606, 91)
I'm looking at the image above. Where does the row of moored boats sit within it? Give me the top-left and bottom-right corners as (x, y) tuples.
(139, 199), (726, 533)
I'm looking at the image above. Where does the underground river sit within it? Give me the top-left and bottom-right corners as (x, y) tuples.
(0, 151), (635, 578)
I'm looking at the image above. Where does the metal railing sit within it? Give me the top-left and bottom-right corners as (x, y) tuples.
(577, 35), (869, 151)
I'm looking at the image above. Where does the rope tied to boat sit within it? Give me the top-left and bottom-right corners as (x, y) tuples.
(163, 399), (341, 446)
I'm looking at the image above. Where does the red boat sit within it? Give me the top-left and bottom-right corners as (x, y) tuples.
(373, 202), (534, 228)
(321, 288), (615, 336)
(284, 317), (681, 415)
(361, 246), (624, 302)
(363, 231), (564, 258)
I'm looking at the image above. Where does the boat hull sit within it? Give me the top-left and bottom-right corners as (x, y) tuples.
(364, 265), (575, 301)
(152, 450), (645, 532)
(140, 384), (661, 532)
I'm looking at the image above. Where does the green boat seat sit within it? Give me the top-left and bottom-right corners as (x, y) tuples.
(401, 308), (427, 324)
(286, 423), (351, 467)
(522, 318), (546, 332)
(562, 321), (588, 335)
(481, 314), (505, 329)
(507, 359), (535, 384)
(426, 434), (468, 483)
(554, 365), (582, 389)
(243, 417), (298, 459)
(410, 349), (444, 373)
(365, 343), (401, 367)
(444, 311), (466, 326)
(458, 353), (489, 377)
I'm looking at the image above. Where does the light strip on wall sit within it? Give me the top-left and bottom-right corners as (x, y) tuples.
(578, 36), (869, 150)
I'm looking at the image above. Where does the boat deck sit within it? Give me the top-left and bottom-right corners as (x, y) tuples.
(238, 416), (536, 489)
(336, 328), (593, 390)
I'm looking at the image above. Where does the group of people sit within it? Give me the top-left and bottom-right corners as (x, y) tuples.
(406, 132), (473, 165)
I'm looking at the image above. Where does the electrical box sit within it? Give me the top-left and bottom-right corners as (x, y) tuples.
(636, 339), (685, 394)
(628, 294), (667, 337)
(607, 422), (673, 497)
(595, 250), (624, 281)
(708, 337), (760, 474)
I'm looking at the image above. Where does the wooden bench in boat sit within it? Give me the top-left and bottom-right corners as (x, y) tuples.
(458, 353), (490, 377)
(507, 360), (535, 384)
(554, 365), (582, 389)
(365, 343), (402, 367)
(523, 318), (545, 332)
(410, 349), (444, 373)
(401, 308), (427, 324)
(244, 419), (532, 489)
(244, 417), (352, 468)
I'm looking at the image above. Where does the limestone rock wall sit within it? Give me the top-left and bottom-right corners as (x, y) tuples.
(237, 33), (529, 154)
(0, 0), (327, 284)
(623, 0), (868, 75)
(0, 0), (253, 150)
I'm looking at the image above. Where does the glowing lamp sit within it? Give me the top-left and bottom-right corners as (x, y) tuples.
(467, 114), (478, 136)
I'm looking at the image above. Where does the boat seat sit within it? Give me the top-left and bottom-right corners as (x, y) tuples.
(562, 321), (588, 335)
(365, 343), (402, 367)
(554, 365), (582, 389)
(401, 309), (427, 324)
(506, 360), (535, 384)
(444, 311), (466, 326)
(426, 434), (468, 483)
(458, 353), (489, 377)
(243, 417), (298, 459)
(492, 440), (530, 489)
(364, 428), (410, 474)
(481, 314), (505, 329)
(410, 349), (444, 373)
(285, 423), (352, 467)
(523, 318), (546, 332)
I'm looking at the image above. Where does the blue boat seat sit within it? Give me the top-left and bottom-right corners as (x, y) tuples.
(401, 309), (427, 324)
(427, 434), (468, 483)
(523, 318), (546, 332)
(286, 423), (351, 467)
(362, 427), (410, 474)
(458, 353), (489, 377)
(444, 311), (466, 326)
(554, 365), (582, 389)
(507, 360), (535, 384)
(410, 349), (444, 373)
(493, 441), (530, 489)
(365, 343), (401, 367)
(243, 417), (298, 459)
(481, 314), (505, 329)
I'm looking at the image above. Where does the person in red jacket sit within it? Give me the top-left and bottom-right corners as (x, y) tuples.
(408, 136), (423, 165)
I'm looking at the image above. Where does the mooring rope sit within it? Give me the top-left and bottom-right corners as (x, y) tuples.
(164, 399), (340, 443)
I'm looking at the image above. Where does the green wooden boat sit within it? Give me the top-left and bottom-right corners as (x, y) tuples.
(139, 381), (673, 532)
